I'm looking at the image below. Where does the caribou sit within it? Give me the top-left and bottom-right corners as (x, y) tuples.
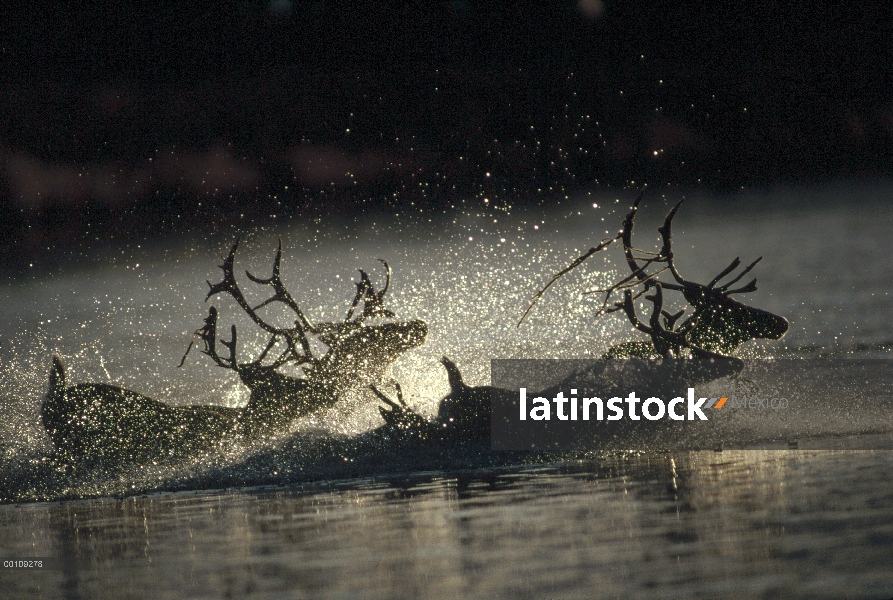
(370, 193), (790, 446)
(370, 356), (493, 445)
(600, 194), (789, 358)
(519, 191), (788, 358)
(42, 194), (790, 461)
(42, 241), (427, 464)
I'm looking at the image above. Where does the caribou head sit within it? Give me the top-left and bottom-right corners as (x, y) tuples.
(41, 240), (428, 465)
(520, 191), (788, 359)
(180, 239), (428, 436)
(611, 195), (788, 357)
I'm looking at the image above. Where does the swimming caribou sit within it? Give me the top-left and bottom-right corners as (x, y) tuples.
(600, 194), (789, 358)
(42, 241), (427, 464)
(370, 194), (789, 445)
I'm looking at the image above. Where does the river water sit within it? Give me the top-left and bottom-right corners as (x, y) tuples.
(1, 183), (892, 598)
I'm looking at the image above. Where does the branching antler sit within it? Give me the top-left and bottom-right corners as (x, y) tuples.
(599, 195), (766, 301)
(371, 381), (432, 435)
(344, 259), (395, 323)
(620, 284), (694, 357)
(178, 304), (299, 374)
(516, 235), (622, 326)
(181, 240), (405, 376)
(179, 240), (318, 376)
(179, 306), (232, 368)
(210, 239), (315, 365)
(522, 191), (788, 356)
(516, 189), (649, 326)
(620, 283), (742, 360)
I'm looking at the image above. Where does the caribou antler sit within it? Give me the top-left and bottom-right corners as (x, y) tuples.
(179, 304), (298, 375)
(209, 240), (315, 365)
(621, 283), (746, 360)
(620, 284), (697, 357)
(371, 381), (432, 436)
(523, 192), (789, 356)
(517, 190), (644, 326)
(180, 239), (317, 375)
(179, 306), (233, 368)
(344, 259), (395, 323)
(615, 198), (788, 355)
(595, 196), (766, 302)
(653, 203), (761, 295)
(182, 240), (412, 372)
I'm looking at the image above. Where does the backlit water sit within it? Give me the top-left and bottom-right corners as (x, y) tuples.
(1, 184), (892, 598)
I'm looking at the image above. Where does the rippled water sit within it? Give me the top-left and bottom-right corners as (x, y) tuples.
(1, 184), (892, 598)
(3, 450), (893, 599)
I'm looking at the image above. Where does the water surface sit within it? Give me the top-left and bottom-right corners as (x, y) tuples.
(1, 184), (892, 598)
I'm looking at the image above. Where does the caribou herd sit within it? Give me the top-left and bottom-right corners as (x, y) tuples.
(42, 194), (788, 464)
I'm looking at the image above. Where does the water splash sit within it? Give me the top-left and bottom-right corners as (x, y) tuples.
(1, 189), (891, 503)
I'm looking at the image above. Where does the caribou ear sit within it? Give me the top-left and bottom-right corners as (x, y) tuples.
(440, 357), (468, 394)
(48, 355), (67, 404)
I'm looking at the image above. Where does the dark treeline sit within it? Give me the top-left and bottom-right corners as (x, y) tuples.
(1, 2), (891, 273)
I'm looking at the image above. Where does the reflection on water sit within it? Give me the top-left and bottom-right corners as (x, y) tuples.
(2, 449), (892, 599)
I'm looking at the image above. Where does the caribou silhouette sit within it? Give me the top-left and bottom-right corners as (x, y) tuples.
(601, 195), (788, 358)
(370, 357), (493, 445)
(371, 194), (790, 446)
(42, 196), (790, 462)
(519, 192), (788, 359)
(42, 241), (427, 464)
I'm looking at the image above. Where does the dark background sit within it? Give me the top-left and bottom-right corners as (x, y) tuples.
(2, 1), (891, 273)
